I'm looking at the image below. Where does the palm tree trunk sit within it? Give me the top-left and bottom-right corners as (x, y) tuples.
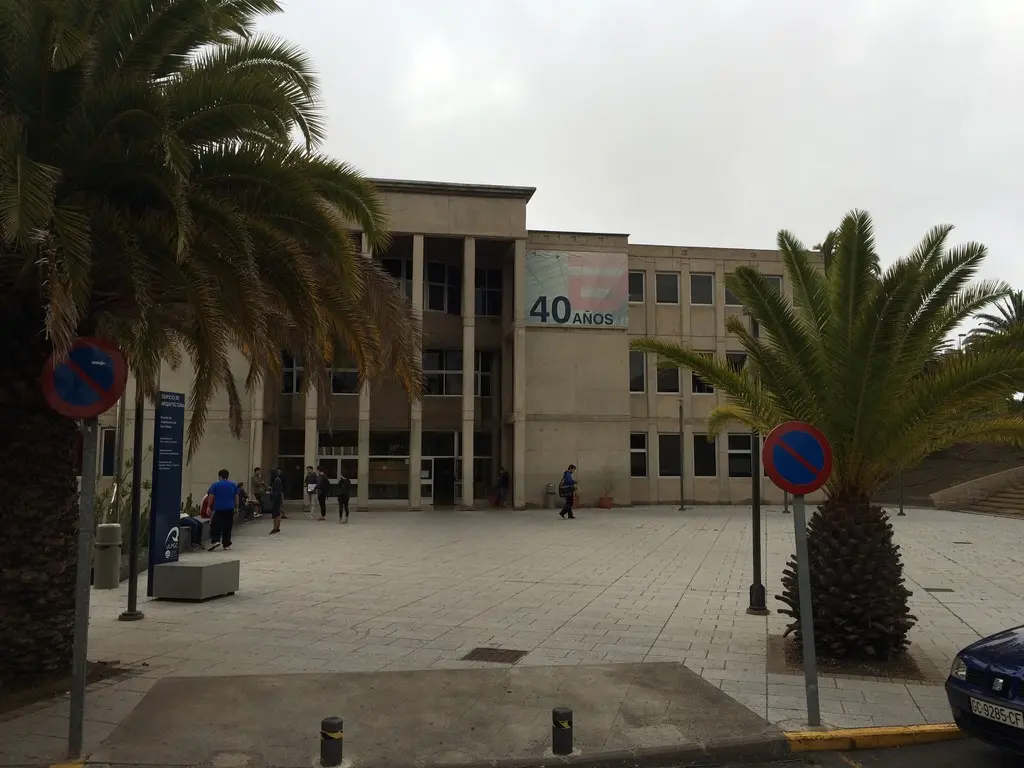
(0, 297), (80, 685)
(776, 494), (917, 660)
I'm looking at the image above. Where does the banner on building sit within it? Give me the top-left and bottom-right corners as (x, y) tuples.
(147, 391), (185, 596)
(524, 250), (628, 329)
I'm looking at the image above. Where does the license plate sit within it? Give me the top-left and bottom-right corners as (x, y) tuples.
(971, 697), (1024, 729)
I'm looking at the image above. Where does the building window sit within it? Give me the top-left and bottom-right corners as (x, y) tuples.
(690, 273), (714, 305)
(282, 351), (303, 394)
(724, 281), (742, 307)
(629, 350), (645, 393)
(475, 268), (502, 317)
(100, 427), (116, 477)
(658, 434), (682, 477)
(381, 258), (412, 300)
(655, 272), (680, 304)
(691, 352), (715, 394)
(726, 352), (747, 373)
(656, 366), (680, 393)
(330, 356), (359, 394)
(728, 433), (753, 478)
(765, 275), (783, 293)
(693, 434), (717, 477)
(423, 349), (463, 395)
(425, 261), (462, 315)
(630, 433), (648, 477)
(628, 271), (645, 303)
(474, 350), (494, 396)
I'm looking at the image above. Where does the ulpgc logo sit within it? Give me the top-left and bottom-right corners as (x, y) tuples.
(163, 526), (179, 559)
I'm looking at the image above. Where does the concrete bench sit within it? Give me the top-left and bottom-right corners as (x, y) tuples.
(152, 556), (240, 602)
(177, 518), (211, 552)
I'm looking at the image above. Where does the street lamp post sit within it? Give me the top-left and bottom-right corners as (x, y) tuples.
(745, 313), (768, 616)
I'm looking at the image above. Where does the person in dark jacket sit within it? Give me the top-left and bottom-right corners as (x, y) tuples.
(269, 468), (284, 534)
(316, 466), (332, 520)
(559, 464), (577, 519)
(498, 467), (510, 507)
(336, 471), (352, 523)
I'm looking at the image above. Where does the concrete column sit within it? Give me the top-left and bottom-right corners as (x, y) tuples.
(357, 232), (371, 510)
(249, 380), (266, 479)
(512, 238), (527, 509)
(409, 234), (424, 510)
(461, 238), (476, 508)
(303, 383), (318, 515)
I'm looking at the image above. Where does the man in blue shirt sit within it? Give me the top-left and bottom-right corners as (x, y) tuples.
(559, 464), (577, 519)
(206, 469), (239, 551)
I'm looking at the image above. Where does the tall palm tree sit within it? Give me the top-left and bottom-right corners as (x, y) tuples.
(633, 211), (1024, 660)
(0, 0), (421, 683)
(971, 289), (1024, 340)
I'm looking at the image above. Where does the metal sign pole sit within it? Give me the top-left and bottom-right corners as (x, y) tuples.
(678, 400), (686, 510)
(119, 392), (145, 621)
(792, 493), (820, 727)
(69, 418), (100, 760)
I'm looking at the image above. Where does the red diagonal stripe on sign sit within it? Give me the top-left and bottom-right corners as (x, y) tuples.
(64, 358), (106, 397)
(777, 436), (821, 475)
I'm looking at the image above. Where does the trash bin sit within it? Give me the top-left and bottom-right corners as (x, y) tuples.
(544, 483), (556, 509)
(94, 523), (122, 589)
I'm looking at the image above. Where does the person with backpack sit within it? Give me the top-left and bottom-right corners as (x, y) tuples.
(336, 470), (352, 523)
(315, 466), (332, 521)
(558, 464), (577, 519)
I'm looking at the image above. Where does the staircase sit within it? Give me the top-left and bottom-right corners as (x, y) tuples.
(972, 483), (1024, 516)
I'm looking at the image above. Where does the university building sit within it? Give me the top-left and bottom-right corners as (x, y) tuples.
(100, 178), (824, 510)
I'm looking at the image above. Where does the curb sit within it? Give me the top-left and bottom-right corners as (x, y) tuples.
(785, 723), (967, 752)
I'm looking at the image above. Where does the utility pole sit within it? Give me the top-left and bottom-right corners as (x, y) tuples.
(745, 313), (768, 616)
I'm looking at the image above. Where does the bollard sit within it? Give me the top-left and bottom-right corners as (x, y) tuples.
(320, 716), (343, 767)
(93, 523), (122, 589)
(552, 706), (573, 756)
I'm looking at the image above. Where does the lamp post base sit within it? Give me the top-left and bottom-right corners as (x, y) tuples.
(746, 584), (770, 616)
(118, 610), (145, 622)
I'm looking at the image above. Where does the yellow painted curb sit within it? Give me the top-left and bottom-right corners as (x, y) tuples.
(48, 763), (84, 768)
(786, 723), (966, 751)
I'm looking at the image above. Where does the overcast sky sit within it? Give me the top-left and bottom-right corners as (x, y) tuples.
(263, 0), (1023, 289)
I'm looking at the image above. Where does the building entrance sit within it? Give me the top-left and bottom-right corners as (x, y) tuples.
(432, 457), (457, 506)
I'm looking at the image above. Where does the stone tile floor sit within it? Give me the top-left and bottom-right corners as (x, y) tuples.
(2, 504), (1021, 764)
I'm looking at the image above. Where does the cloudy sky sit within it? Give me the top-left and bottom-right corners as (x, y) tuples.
(263, 0), (1023, 288)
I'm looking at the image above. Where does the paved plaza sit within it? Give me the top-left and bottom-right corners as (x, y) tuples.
(2, 504), (1023, 764)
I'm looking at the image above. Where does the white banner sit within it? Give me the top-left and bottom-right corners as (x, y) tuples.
(524, 250), (628, 329)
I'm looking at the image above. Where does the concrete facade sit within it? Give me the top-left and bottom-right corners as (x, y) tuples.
(95, 178), (825, 509)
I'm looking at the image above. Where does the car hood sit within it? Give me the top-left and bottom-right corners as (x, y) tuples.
(964, 625), (1024, 666)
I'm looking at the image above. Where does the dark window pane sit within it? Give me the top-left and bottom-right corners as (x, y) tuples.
(629, 350), (645, 393)
(765, 275), (783, 293)
(331, 371), (358, 394)
(690, 274), (714, 305)
(656, 367), (679, 393)
(382, 259), (402, 279)
(655, 272), (680, 303)
(484, 291), (501, 316)
(427, 284), (446, 311)
(423, 431), (456, 456)
(724, 286), (741, 306)
(448, 283), (461, 315)
(101, 429), (116, 476)
(320, 430), (357, 449)
(426, 261), (446, 282)
(658, 434), (682, 477)
(423, 350), (442, 371)
(279, 428), (305, 456)
(630, 451), (647, 478)
(726, 353), (747, 372)
(630, 432), (646, 450)
(628, 271), (645, 303)
(728, 452), (752, 478)
(369, 432), (410, 456)
(475, 431), (493, 457)
(445, 350), (463, 370)
(282, 350), (296, 368)
(475, 291), (486, 315)
(424, 373), (445, 395)
(693, 434), (717, 477)
(476, 351), (493, 373)
(728, 434), (752, 451)
(447, 264), (462, 287)
(477, 375), (491, 397)
(444, 373), (463, 395)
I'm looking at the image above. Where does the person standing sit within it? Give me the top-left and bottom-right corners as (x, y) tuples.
(251, 466), (268, 518)
(336, 470), (352, 523)
(316, 466), (331, 520)
(269, 468), (284, 534)
(304, 465), (318, 520)
(558, 464), (577, 520)
(205, 469), (239, 551)
(498, 466), (510, 508)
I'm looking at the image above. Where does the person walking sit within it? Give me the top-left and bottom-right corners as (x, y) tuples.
(205, 469), (239, 551)
(316, 466), (331, 521)
(336, 470), (352, 523)
(269, 468), (284, 534)
(558, 464), (577, 520)
(498, 466), (510, 508)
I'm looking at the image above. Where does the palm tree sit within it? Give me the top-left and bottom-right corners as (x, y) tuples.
(970, 289), (1024, 340)
(632, 211), (1024, 660)
(0, 0), (421, 684)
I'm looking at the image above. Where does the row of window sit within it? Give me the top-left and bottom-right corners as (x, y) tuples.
(628, 271), (782, 306)
(629, 350), (747, 394)
(381, 259), (503, 317)
(630, 432), (759, 478)
(282, 351), (495, 397)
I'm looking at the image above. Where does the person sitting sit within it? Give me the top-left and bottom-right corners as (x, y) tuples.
(179, 509), (205, 551)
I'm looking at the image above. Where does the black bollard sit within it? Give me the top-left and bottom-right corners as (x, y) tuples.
(552, 706), (573, 755)
(320, 716), (343, 767)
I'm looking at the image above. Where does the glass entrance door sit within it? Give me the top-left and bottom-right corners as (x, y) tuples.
(421, 459), (433, 504)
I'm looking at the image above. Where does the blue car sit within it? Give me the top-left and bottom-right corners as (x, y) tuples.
(947, 625), (1024, 753)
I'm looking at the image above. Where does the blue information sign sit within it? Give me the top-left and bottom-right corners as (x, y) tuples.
(147, 391), (185, 595)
